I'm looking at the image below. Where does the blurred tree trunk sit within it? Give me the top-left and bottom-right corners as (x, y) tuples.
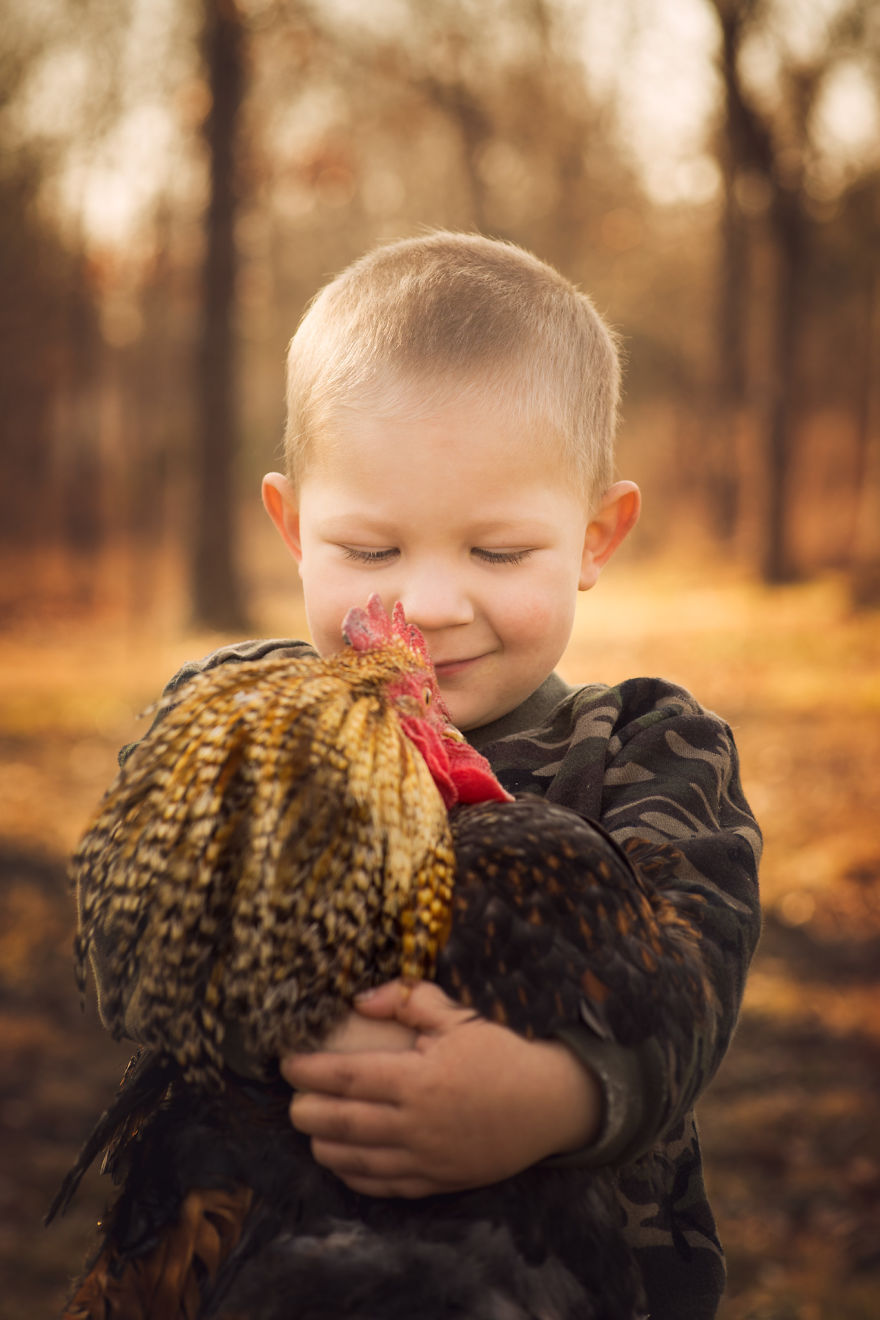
(850, 267), (880, 606)
(0, 170), (99, 557)
(708, 0), (874, 583)
(192, 0), (248, 629)
(709, 0), (809, 581)
(417, 73), (492, 233)
(710, 0), (753, 543)
(763, 186), (808, 582)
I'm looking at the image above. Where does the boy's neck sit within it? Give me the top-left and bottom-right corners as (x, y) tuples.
(465, 672), (573, 749)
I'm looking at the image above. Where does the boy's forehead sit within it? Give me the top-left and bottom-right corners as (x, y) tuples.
(303, 426), (579, 501)
(297, 427), (593, 542)
(310, 502), (572, 536)
(305, 373), (579, 477)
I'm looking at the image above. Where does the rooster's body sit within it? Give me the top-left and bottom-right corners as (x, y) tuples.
(52, 596), (712, 1320)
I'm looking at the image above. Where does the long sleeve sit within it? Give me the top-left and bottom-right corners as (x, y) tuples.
(470, 675), (762, 1162)
(468, 675), (761, 1311)
(593, 680), (761, 1118)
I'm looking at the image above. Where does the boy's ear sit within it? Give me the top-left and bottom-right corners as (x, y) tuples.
(579, 481), (641, 591)
(262, 472), (303, 564)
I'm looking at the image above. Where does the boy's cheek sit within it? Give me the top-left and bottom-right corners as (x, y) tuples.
(300, 571), (359, 654)
(498, 594), (566, 648)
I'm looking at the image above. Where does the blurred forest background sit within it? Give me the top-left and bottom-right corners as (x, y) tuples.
(1, 0), (879, 1317)
(3, 0), (880, 619)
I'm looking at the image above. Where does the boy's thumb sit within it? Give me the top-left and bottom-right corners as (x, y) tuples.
(355, 979), (464, 1032)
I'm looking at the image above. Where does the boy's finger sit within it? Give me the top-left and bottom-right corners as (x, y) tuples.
(320, 1011), (416, 1054)
(289, 1091), (403, 1146)
(351, 979), (406, 1014)
(280, 1047), (413, 1100)
(356, 979), (470, 1032)
(308, 1138), (414, 1182)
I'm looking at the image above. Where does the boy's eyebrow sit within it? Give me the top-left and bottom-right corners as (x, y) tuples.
(316, 513), (554, 540)
(467, 519), (552, 539)
(315, 514), (398, 537)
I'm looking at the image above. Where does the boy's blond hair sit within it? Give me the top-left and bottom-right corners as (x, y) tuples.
(284, 231), (621, 507)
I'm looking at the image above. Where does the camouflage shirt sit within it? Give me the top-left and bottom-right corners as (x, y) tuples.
(115, 641), (762, 1320)
(465, 667), (762, 1320)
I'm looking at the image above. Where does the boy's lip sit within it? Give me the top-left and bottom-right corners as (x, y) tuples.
(433, 654), (488, 677)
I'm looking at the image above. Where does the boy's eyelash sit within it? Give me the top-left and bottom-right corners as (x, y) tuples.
(341, 547), (397, 563)
(341, 547), (532, 565)
(473, 548), (531, 565)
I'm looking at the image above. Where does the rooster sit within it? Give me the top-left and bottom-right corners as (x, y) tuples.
(50, 595), (712, 1320)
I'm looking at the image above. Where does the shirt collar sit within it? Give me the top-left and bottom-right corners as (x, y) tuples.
(464, 672), (574, 751)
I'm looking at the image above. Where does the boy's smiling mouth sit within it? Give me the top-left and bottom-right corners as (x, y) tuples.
(432, 654), (487, 677)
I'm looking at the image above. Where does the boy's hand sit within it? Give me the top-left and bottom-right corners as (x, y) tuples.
(280, 980), (602, 1198)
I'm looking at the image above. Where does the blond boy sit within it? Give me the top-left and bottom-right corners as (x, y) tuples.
(129, 233), (762, 1317)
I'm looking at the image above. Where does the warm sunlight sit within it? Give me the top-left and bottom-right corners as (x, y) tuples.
(3, 1), (880, 1314)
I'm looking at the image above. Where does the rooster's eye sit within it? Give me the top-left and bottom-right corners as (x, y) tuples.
(423, 686), (432, 707)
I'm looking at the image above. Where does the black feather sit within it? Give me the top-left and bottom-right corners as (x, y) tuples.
(443, 797), (712, 1047)
(52, 797), (713, 1318)
(57, 1055), (644, 1319)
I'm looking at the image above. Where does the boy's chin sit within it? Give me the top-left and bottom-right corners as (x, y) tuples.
(438, 692), (478, 733)
(441, 689), (510, 734)
(435, 656), (537, 731)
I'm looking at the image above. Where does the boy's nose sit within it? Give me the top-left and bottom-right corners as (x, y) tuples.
(397, 570), (474, 632)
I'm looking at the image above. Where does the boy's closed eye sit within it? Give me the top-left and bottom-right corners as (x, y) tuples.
(472, 548), (532, 565)
(339, 546), (534, 566)
(341, 546), (398, 564)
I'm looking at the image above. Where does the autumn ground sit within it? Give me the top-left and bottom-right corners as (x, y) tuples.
(0, 540), (878, 1319)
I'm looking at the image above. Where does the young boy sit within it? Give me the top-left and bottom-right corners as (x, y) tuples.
(124, 232), (761, 1317)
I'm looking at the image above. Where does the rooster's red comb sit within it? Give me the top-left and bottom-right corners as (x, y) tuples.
(342, 594), (430, 664)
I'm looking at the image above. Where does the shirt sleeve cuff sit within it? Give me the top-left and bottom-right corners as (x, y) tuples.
(543, 1025), (666, 1168)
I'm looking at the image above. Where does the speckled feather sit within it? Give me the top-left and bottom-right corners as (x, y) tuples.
(72, 640), (455, 1088)
(57, 600), (715, 1320)
(56, 772), (709, 1320)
